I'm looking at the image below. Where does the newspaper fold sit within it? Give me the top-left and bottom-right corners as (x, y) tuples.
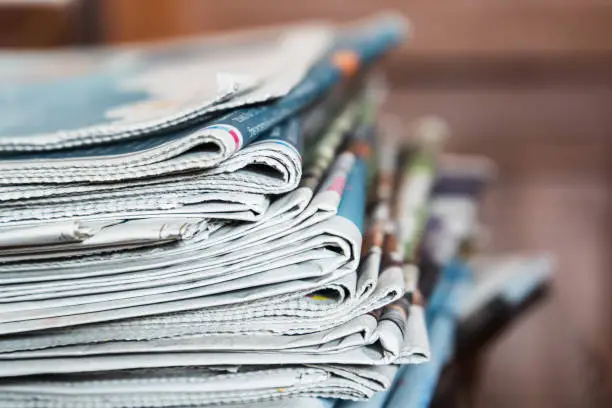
(0, 23), (333, 152)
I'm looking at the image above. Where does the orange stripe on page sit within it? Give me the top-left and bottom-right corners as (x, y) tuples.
(332, 50), (360, 77)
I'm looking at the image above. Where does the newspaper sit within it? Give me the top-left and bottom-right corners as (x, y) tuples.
(0, 366), (395, 407)
(0, 118), (304, 225)
(0, 23), (332, 152)
(0, 15), (403, 175)
(459, 254), (554, 321)
(0, 252), (404, 353)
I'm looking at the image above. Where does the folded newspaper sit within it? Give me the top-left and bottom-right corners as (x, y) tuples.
(0, 12), (506, 408)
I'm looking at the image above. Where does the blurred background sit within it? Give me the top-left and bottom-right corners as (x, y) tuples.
(1, 1), (611, 407)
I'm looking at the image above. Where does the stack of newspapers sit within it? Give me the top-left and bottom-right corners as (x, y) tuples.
(0, 13), (426, 407)
(0, 12), (553, 408)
